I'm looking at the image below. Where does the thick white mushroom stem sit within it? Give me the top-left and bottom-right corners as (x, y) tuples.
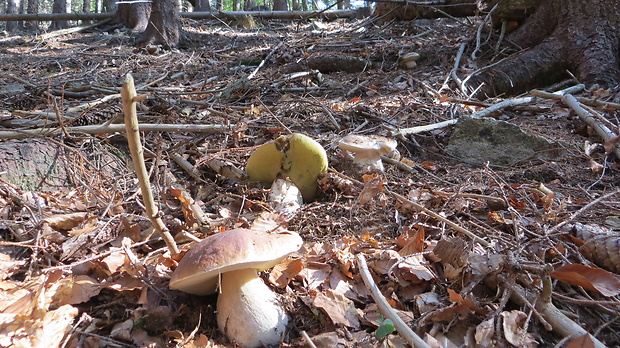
(352, 152), (384, 171)
(217, 268), (288, 348)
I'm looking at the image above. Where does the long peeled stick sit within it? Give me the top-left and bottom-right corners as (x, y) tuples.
(121, 73), (179, 255)
(356, 254), (431, 348)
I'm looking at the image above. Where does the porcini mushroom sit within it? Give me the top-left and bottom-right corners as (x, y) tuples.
(246, 133), (328, 202)
(169, 229), (303, 348)
(399, 52), (420, 69)
(337, 134), (398, 172)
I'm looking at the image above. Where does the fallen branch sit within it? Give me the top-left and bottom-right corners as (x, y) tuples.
(248, 41), (284, 80)
(356, 254), (431, 348)
(530, 88), (620, 110)
(0, 10), (357, 22)
(560, 94), (620, 159)
(122, 73), (179, 255)
(391, 84), (586, 137)
(535, 276), (606, 348)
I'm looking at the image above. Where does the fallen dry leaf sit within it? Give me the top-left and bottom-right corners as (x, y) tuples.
(43, 212), (89, 231)
(398, 226), (425, 256)
(300, 261), (331, 290)
(428, 303), (470, 323)
(447, 289), (487, 314)
(550, 264), (620, 296)
(501, 310), (538, 347)
(0, 253), (26, 281)
(52, 275), (102, 306)
(101, 249), (128, 274)
(564, 333), (596, 348)
(313, 289), (361, 328)
(475, 317), (495, 348)
(359, 173), (385, 205)
(268, 257), (303, 288)
(170, 185), (197, 227)
(397, 255), (436, 283)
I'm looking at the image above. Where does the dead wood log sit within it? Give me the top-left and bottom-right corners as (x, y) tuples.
(0, 10), (356, 22)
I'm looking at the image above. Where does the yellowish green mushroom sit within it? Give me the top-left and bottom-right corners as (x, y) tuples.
(246, 133), (328, 202)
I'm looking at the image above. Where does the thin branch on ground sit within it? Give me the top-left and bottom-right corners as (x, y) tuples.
(122, 73), (179, 255)
(356, 253), (432, 348)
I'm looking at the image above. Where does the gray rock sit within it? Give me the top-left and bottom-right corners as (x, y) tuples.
(445, 116), (559, 166)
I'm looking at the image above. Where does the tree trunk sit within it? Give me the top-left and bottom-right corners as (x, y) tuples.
(467, 0), (620, 97)
(273, 0), (288, 11)
(6, 0), (22, 32)
(49, 0), (71, 30)
(374, 0), (478, 21)
(188, 0), (211, 11)
(82, 0), (91, 24)
(24, 0), (38, 31)
(114, 3), (151, 32)
(137, 0), (181, 48)
(244, 0), (256, 11)
(103, 0), (116, 12)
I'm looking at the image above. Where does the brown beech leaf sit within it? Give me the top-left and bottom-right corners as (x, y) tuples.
(564, 333), (596, 348)
(313, 289), (361, 328)
(52, 275), (102, 305)
(268, 258), (303, 288)
(169, 185), (197, 227)
(43, 212), (89, 231)
(359, 173), (385, 205)
(501, 310), (538, 347)
(428, 303), (470, 322)
(398, 226), (425, 256)
(550, 264), (620, 296)
(447, 289), (487, 314)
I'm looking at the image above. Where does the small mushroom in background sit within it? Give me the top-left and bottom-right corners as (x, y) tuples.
(169, 228), (303, 348)
(337, 134), (398, 172)
(246, 133), (328, 202)
(399, 52), (420, 69)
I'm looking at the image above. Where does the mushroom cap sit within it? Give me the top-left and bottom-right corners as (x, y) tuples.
(246, 133), (328, 202)
(169, 228), (303, 295)
(337, 134), (397, 156)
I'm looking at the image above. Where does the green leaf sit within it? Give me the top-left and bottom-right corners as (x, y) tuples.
(375, 318), (395, 339)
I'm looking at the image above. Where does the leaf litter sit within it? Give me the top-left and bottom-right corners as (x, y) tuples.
(0, 12), (619, 348)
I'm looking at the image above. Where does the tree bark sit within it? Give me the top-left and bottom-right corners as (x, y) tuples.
(49, 0), (71, 30)
(468, 0), (620, 97)
(137, 0), (181, 48)
(188, 0), (212, 11)
(24, 0), (38, 31)
(103, 0), (116, 12)
(6, 0), (22, 32)
(273, 0), (288, 11)
(373, 0), (478, 21)
(83, 0), (92, 25)
(115, 3), (151, 32)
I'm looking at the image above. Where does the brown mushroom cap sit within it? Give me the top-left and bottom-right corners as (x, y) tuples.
(169, 228), (303, 295)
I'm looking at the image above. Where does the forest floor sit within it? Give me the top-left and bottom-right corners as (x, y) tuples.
(0, 12), (619, 348)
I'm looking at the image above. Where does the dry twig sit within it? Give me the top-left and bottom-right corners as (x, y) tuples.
(121, 73), (179, 255)
(356, 253), (431, 348)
